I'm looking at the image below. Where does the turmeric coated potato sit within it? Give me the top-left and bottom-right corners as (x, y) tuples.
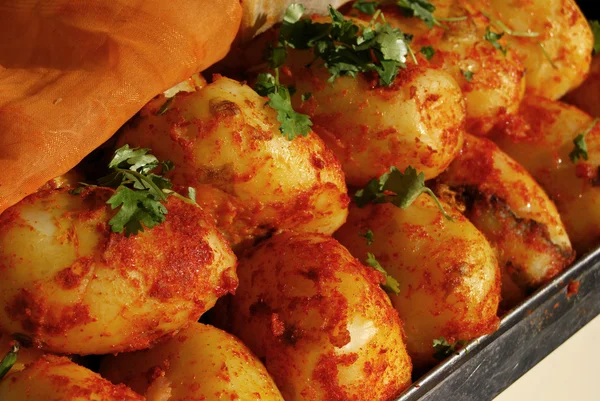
(484, 0), (593, 100)
(101, 323), (283, 401)
(437, 134), (574, 307)
(0, 355), (143, 401)
(227, 231), (412, 401)
(335, 196), (500, 369)
(564, 54), (600, 118)
(285, 53), (465, 186)
(119, 75), (349, 250)
(0, 187), (237, 355)
(349, 0), (526, 135)
(492, 96), (600, 254)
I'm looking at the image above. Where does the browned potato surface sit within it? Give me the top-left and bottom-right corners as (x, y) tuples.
(101, 323), (283, 401)
(0, 187), (237, 355)
(564, 54), (600, 118)
(0, 355), (143, 401)
(227, 231), (412, 401)
(438, 134), (574, 307)
(335, 196), (500, 368)
(492, 96), (600, 254)
(119, 76), (349, 250)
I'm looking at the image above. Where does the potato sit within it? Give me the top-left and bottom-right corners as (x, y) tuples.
(437, 134), (574, 307)
(118, 75), (349, 250)
(491, 96), (600, 254)
(484, 0), (593, 100)
(348, 0), (526, 136)
(0, 355), (143, 401)
(227, 231), (412, 401)
(0, 187), (237, 355)
(564, 54), (600, 118)
(100, 323), (283, 401)
(285, 54), (465, 186)
(335, 196), (500, 369)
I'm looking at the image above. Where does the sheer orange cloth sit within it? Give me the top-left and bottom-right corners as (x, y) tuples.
(0, 0), (242, 214)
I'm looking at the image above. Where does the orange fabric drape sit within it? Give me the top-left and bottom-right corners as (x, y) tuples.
(0, 0), (242, 214)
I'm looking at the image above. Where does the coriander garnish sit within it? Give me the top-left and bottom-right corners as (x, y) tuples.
(0, 343), (19, 380)
(569, 118), (599, 163)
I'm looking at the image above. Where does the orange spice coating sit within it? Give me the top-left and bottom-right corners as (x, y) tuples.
(0, 187), (237, 355)
(227, 231), (412, 401)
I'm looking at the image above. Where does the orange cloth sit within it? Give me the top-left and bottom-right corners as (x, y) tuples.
(0, 0), (242, 214)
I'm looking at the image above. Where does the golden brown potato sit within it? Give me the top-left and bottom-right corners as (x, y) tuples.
(100, 323), (283, 401)
(227, 231), (412, 401)
(118, 75), (349, 250)
(348, 0), (526, 136)
(437, 134), (574, 307)
(564, 54), (600, 118)
(0, 187), (237, 355)
(335, 196), (500, 369)
(483, 0), (593, 100)
(285, 55), (465, 186)
(491, 96), (600, 254)
(0, 355), (143, 401)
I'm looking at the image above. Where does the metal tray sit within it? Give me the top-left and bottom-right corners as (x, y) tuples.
(395, 247), (600, 401)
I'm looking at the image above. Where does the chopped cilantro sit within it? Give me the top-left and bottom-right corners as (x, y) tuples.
(354, 166), (453, 220)
(420, 45), (436, 60)
(590, 20), (600, 55)
(0, 343), (19, 380)
(301, 92), (313, 102)
(366, 252), (401, 294)
(397, 0), (436, 28)
(569, 118), (599, 163)
(156, 96), (175, 116)
(484, 26), (507, 55)
(359, 229), (375, 246)
(433, 337), (466, 360)
(352, 0), (379, 15)
(462, 69), (474, 82)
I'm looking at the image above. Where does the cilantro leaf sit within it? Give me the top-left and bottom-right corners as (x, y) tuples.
(420, 45), (435, 60)
(267, 86), (313, 140)
(0, 343), (19, 380)
(107, 187), (168, 235)
(462, 69), (474, 82)
(359, 229), (375, 245)
(397, 0), (436, 28)
(484, 26), (507, 55)
(352, 0), (379, 15)
(433, 337), (466, 360)
(569, 118), (599, 163)
(590, 20), (600, 55)
(255, 73), (278, 97)
(354, 166), (453, 220)
(366, 252), (401, 294)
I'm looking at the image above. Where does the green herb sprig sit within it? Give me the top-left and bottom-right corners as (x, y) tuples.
(569, 118), (599, 163)
(0, 343), (19, 380)
(433, 336), (466, 360)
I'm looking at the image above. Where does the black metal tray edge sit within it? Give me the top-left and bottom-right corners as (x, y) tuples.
(395, 246), (600, 401)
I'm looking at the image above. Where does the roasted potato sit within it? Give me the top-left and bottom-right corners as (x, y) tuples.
(348, 0), (526, 136)
(0, 187), (237, 355)
(101, 323), (283, 401)
(0, 355), (143, 401)
(285, 54), (465, 186)
(483, 0), (593, 100)
(227, 231), (412, 401)
(118, 75), (349, 250)
(335, 196), (500, 369)
(492, 96), (600, 254)
(564, 54), (600, 118)
(437, 134), (574, 307)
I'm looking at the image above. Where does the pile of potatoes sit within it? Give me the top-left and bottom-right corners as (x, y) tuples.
(1, 0), (599, 400)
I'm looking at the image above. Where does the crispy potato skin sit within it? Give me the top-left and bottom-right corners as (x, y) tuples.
(227, 232), (412, 401)
(0, 187), (237, 355)
(335, 196), (500, 369)
(564, 54), (600, 118)
(0, 355), (143, 401)
(284, 56), (465, 186)
(100, 323), (283, 401)
(349, 1), (526, 136)
(438, 134), (574, 307)
(491, 96), (600, 254)
(119, 76), (349, 250)
(484, 0), (592, 100)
